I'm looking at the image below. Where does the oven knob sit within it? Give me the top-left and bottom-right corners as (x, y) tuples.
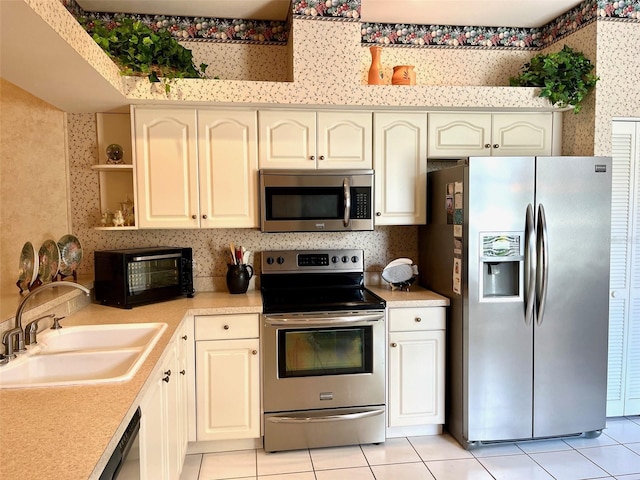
(277, 256), (285, 265)
(351, 255), (359, 263)
(342, 256), (349, 263)
(332, 256), (339, 263)
(266, 257), (274, 265)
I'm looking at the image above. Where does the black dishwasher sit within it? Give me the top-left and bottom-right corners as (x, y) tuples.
(100, 407), (141, 480)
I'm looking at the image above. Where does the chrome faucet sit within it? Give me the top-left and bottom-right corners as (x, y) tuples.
(1, 282), (90, 360)
(24, 314), (56, 346)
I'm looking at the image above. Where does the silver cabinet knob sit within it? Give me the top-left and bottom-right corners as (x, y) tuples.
(493, 144), (500, 148)
(310, 155), (315, 160)
(182, 335), (187, 341)
(415, 317), (422, 322)
(391, 342), (398, 348)
(484, 144), (491, 148)
(319, 155), (325, 160)
(252, 350), (258, 355)
(202, 214), (207, 219)
(223, 324), (230, 330)
(191, 214), (197, 219)
(376, 212), (382, 216)
(180, 369), (186, 375)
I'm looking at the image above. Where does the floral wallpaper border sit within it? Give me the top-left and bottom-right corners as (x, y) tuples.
(61, 0), (290, 44)
(62, 0), (638, 50)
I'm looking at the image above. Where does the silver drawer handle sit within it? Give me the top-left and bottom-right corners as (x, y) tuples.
(267, 409), (384, 424)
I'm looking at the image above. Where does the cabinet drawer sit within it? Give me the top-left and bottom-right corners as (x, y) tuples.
(388, 307), (445, 332)
(195, 314), (259, 340)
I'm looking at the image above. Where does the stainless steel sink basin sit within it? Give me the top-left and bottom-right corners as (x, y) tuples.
(0, 322), (167, 389)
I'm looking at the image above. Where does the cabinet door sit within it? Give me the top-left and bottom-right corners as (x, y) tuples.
(198, 110), (259, 228)
(491, 113), (553, 156)
(139, 344), (180, 480)
(428, 113), (491, 158)
(139, 369), (165, 480)
(317, 111), (372, 169)
(176, 322), (191, 462)
(134, 108), (199, 228)
(388, 330), (445, 427)
(374, 112), (427, 225)
(258, 110), (316, 169)
(196, 338), (260, 441)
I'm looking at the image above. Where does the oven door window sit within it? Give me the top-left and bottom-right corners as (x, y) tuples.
(127, 258), (180, 295)
(277, 326), (373, 377)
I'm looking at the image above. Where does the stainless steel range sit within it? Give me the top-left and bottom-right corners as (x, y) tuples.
(260, 249), (386, 452)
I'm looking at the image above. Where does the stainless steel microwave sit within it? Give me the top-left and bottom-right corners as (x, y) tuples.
(259, 169), (374, 232)
(94, 247), (194, 308)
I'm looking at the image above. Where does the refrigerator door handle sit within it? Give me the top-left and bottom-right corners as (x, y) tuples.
(525, 204), (536, 326)
(536, 203), (549, 326)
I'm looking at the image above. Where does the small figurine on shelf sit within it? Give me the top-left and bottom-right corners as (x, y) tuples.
(113, 210), (125, 227)
(120, 196), (135, 226)
(100, 210), (114, 227)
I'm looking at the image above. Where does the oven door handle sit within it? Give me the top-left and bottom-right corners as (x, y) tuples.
(267, 409), (384, 424)
(263, 312), (384, 326)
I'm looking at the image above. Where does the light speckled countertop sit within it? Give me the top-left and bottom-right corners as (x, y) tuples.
(367, 285), (450, 307)
(0, 286), (447, 480)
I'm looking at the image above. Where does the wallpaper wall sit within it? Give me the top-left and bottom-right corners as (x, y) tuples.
(0, 79), (71, 293)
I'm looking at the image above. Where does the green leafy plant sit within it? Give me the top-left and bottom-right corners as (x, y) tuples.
(509, 45), (599, 114)
(82, 18), (208, 93)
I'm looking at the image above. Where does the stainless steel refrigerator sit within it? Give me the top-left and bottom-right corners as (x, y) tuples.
(418, 156), (612, 448)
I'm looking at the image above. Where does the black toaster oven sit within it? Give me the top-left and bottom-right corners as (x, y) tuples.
(94, 247), (194, 308)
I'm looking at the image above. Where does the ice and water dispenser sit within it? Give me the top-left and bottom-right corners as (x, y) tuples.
(480, 234), (522, 300)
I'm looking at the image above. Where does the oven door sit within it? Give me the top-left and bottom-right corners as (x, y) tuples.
(261, 311), (385, 413)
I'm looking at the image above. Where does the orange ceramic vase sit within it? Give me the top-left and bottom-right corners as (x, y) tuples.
(392, 65), (416, 85)
(367, 46), (384, 85)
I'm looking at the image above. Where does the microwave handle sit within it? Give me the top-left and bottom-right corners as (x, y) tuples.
(343, 177), (351, 227)
(131, 253), (182, 262)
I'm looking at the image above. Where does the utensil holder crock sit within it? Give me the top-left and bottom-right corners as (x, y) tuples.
(226, 264), (254, 294)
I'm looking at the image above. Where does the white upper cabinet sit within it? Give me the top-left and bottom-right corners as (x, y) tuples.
(133, 107), (258, 229)
(373, 112), (428, 225)
(134, 108), (199, 229)
(259, 110), (372, 169)
(428, 112), (554, 158)
(197, 109), (259, 228)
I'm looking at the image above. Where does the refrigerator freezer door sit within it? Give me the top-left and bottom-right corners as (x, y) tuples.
(466, 156), (536, 442)
(533, 156), (611, 438)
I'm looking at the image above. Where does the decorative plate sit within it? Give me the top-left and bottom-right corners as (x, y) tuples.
(17, 241), (38, 292)
(38, 239), (61, 284)
(58, 234), (83, 277)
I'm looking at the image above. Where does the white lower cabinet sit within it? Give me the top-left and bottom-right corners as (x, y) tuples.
(387, 307), (445, 435)
(139, 331), (185, 480)
(194, 314), (261, 441)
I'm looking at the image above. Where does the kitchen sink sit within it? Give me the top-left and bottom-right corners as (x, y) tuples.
(0, 322), (167, 389)
(38, 322), (167, 353)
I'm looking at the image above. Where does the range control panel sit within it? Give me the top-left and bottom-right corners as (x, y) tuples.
(261, 249), (364, 274)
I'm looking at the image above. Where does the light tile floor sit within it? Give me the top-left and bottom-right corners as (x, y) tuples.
(180, 417), (640, 480)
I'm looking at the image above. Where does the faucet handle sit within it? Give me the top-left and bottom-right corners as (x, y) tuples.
(25, 313), (56, 345)
(51, 316), (66, 330)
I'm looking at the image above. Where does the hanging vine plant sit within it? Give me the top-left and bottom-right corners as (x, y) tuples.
(510, 45), (599, 114)
(81, 17), (208, 93)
